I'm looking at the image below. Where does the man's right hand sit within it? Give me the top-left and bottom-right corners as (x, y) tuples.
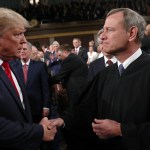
(49, 118), (65, 128)
(39, 117), (57, 141)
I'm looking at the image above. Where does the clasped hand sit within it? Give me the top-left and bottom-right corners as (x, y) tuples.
(39, 117), (57, 141)
(92, 119), (122, 139)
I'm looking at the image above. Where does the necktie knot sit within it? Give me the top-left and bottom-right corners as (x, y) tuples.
(2, 61), (10, 69)
(24, 63), (28, 68)
(106, 59), (113, 66)
(118, 64), (124, 75)
(2, 61), (11, 76)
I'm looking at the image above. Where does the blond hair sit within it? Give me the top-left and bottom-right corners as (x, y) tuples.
(0, 8), (30, 35)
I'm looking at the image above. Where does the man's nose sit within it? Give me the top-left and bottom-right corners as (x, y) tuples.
(20, 34), (26, 44)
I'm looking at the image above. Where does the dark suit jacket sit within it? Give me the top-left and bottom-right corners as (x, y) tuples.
(12, 60), (50, 123)
(72, 52), (150, 150)
(49, 53), (88, 118)
(78, 47), (88, 62)
(49, 53), (89, 149)
(88, 56), (105, 82)
(0, 63), (43, 150)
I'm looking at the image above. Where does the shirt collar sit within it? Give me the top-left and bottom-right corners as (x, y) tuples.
(0, 59), (3, 66)
(117, 48), (142, 69)
(104, 56), (117, 65)
(76, 46), (81, 51)
(21, 59), (30, 66)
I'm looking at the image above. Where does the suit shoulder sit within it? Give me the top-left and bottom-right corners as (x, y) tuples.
(80, 46), (87, 51)
(90, 57), (104, 66)
(65, 53), (87, 66)
(32, 60), (45, 65)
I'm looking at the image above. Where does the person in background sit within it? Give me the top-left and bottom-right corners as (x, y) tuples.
(44, 44), (53, 65)
(96, 29), (104, 58)
(37, 50), (45, 61)
(96, 43), (104, 58)
(30, 44), (39, 60)
(141, 23), (150, 54)
(72, 38), (88, 62)
(88, 29), (116, 82)
(0, 7), (56, 150)
(87, 46), (99, 66)
(88, 40), (97, 52)
(49, 44), (88, 150)
(12, 41), (51, 123)
(41, 44), (48, 53)
(88, 51), (116, 82)
(47, 41), (62, 76)
(49, 43), (88, 117)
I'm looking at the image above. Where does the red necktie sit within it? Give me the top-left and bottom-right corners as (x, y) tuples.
(23, 64), (28, 83)
(2, 61), (19, 96)
(106, 59), (113, 66)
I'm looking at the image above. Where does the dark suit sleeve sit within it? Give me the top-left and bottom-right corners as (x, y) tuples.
(49, 55), (76, 85)
(0, 118), (43, 149)
(61, 77), (99, 148)
(40, 63), (51, 108)
(80, 47), (88, 62)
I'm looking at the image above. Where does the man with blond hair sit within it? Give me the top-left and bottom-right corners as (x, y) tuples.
(0, 8), (56, 150)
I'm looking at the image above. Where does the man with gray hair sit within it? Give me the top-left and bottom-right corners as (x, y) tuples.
(51, 8), (150, 150)
(88, 29), (116, 82)
(0, 8), (56, 150)
(141, 24), (150, 54)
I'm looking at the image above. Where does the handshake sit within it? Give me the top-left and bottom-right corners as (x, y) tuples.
(39, 117), (64, 141)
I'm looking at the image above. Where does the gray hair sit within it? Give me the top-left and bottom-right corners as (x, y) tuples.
(26, 41), (32, 50)
(107, 8), (146, 43)
(0, 8), (30, 36)
(52, 41), (60, 46)
(97, 29), (103, 44)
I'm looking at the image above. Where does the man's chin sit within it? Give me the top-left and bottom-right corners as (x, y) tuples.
(6, 55), (20, 61)
(10, 55), (20, 60)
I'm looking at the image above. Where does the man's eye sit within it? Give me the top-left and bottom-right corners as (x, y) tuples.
(14, 33), (24, 38)
(107, 28), (114, 32)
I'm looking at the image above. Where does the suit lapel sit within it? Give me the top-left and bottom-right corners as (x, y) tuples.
(11, 61), (24, 84)
(78, 47), (82, 55)
(5, 63), (32, 122)
(0, 66), (24, 108)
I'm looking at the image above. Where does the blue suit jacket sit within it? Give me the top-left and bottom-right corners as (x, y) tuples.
(88, 56), (105, 82)
(12, 59), (51, 123)
(0, 63), (43, 150)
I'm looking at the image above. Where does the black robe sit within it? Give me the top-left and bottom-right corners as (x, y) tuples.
(71, 52), (150, 150)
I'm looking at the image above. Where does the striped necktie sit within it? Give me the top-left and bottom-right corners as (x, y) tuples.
(118, 64), (124, 75)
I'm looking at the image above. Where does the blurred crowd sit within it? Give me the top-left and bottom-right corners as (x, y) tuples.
(29, 38), (102, 72)
(14, 0), (150, 24)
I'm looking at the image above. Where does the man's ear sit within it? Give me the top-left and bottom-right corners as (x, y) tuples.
(128, 26), (138, 42)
